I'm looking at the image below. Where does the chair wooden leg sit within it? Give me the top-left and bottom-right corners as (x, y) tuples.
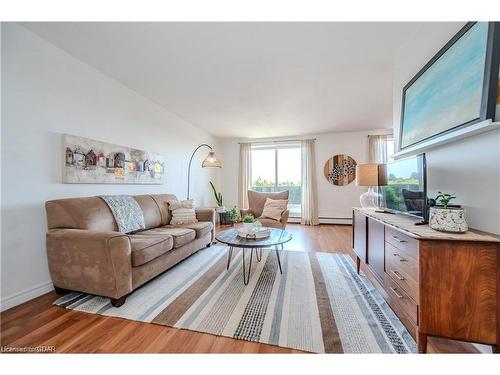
(356, 257), (361, 274)
(110, 296), (127, 307)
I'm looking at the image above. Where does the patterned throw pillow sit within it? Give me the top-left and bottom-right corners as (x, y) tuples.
(168, 199), (198, 225)
(261, 198), (288, 221)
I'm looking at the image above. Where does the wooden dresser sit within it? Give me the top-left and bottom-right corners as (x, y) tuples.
(352, 207), (500, 353)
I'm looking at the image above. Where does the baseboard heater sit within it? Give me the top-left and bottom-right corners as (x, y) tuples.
(287, 217), (352, 225)
(318, 217), (352, 225)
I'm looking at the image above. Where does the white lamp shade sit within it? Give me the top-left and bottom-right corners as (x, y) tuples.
(201, 151), (222, 168)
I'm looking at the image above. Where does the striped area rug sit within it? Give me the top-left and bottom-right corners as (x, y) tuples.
(53, 247), (416, 353)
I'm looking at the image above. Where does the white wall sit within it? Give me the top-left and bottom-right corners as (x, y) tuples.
(393, 23), (500, 235)
(217, 129), (392, 224)
(0, 23), (221, 310)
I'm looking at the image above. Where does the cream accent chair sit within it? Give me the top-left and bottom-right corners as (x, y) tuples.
(240, 190), (289, 229)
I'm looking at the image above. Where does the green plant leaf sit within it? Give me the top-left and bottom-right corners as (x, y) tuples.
(435, 191), (457, 209)
(209, 181), (223, 206)
(242, 215), (255, 223)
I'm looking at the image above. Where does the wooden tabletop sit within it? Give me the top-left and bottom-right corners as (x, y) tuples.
(215, 228), (293, 248)
(354, 207), (500, 243)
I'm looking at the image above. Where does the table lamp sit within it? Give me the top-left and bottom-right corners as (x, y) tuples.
(356, 163), (386, 209)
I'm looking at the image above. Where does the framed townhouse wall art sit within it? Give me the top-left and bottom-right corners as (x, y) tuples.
(63, 134), (165, 184)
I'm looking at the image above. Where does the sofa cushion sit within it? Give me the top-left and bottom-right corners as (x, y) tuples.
(161, 227), (196, 247)
(170, 208), (198, 225)
(169, 221), (213, 239)
(141, 227), (196, 248)
(257, 217), (283, 229)
(129, 233), (173, 267)
(134, 195), (162, 229)
(261, 198), (288, 221)
(168, 199), (198, 225)
(247, 190), (289, 218)
(46, 196), (118, 231)
(149, 194), (178, 225)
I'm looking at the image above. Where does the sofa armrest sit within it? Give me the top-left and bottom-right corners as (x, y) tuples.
(240, 208), (253, 218)
(46, 229), (132, 299)
(195, 207), (216, 241)
(195, 207), (215, 223)
(280, 209), (290, 227)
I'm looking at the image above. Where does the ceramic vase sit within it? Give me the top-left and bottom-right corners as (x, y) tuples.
(429, 206), (468, 233)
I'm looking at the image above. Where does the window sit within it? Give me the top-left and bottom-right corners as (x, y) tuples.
(251, 143), (301, 218)
(368, 134), (395, 163)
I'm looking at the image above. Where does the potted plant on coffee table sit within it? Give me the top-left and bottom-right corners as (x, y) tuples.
(242, 215), (256, 232)
(429, 192), (468, 233)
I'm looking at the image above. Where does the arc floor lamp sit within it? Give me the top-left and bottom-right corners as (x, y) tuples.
(187, 144), (222, 199)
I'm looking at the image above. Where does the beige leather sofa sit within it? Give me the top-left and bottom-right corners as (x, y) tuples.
(45, 194), (215, 307)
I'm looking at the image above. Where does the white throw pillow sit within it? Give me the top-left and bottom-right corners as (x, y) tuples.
(261, 198), (288, 221)
(168, 199), (194, 210)
(168, 199), (198, 225)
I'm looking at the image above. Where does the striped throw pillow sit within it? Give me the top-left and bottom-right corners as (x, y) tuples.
(168, 199), (198, 225)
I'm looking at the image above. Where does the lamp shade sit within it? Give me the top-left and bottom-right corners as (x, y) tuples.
(356, 163), (386, 186)
(201, 151), (222, 168)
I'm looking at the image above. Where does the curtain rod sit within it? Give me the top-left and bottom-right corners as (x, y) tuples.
(238, 138), (316, 144)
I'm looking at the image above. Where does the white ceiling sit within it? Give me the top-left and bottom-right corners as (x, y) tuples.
(22, 22), (426, 138)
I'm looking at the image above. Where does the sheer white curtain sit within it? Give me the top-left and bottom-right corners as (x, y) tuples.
(368, 134), (392, 163)
(300, 139), (319, 225)
(238, 143), (252, 209)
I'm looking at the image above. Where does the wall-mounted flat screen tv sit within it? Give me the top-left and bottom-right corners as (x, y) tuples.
(400, 22), (500, 150)
(378, 154), (427, 220)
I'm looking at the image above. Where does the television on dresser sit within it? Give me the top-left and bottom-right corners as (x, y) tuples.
(378, 154), (427, 221)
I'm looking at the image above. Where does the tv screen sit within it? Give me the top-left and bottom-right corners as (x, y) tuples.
(378, 154), (427, 219)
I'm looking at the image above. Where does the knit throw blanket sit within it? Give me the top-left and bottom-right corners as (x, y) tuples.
(100, 195), (145, 233)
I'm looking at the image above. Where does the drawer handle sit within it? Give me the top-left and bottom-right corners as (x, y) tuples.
(390, 287), (404, 299)
(391, 269), (405, 281)
(392, 253), (407, 262)
(391, 235), (407, 243)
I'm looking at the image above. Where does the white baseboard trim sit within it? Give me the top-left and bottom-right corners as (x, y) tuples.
(319, 218), (352, 225)
(288, 217), (352, 225)
(0, 280), (54, 312)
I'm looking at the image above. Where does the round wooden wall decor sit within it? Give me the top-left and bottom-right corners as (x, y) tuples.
(324, 154), (357, 186)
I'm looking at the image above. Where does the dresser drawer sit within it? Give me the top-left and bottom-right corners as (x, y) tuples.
(385, 242), (419, 303)
(385, 226), (419, 258)
(385, 241), (419, 280)
(384, 273), (418, 325)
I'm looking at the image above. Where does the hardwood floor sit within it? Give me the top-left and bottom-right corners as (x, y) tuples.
(0, 224), (481, 353)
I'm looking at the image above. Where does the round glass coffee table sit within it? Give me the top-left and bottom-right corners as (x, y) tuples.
(215, 227), (292, 285)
